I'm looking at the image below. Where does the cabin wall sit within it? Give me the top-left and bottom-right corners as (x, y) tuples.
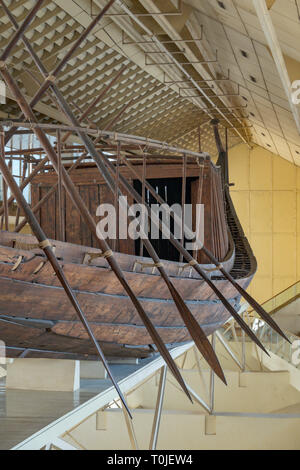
(227, 143), (300, 303)
(31, 169), (135, 254)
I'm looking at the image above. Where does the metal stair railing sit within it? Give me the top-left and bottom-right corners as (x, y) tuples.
(223, 281), (300, 369)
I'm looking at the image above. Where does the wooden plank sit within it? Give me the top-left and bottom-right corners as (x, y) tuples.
(31, 164), (202, 186)
(65, 190), (81, 245)
(0, 277), (236, 328)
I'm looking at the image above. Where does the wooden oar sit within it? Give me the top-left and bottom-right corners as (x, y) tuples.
(0, 17), (226, 384)
(101, 154), (269, 357)
(0, 128), (132, 418)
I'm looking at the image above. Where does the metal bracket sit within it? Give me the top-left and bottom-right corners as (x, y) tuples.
(146, 49), (218, 66)
(122, 27), (203, 46)
(163, 69), (230, 85)
(179, 83), (240, 98)
(93, 0), (183, 17)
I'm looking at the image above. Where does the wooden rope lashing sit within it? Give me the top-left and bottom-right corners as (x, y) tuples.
(47, 75), (56, 83)
(133, 260), (163, 274)
(203, 264), (224, 273)
(31, 246), (56, 275)
(178, 259), (197, 277)
(12, 255), (23, 271)
(32, 261), (46, 275)
(83, 250), (114, 265)
(39, 239), (52, 250)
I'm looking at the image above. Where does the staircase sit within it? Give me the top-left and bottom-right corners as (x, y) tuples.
(57, 339), (300, 450)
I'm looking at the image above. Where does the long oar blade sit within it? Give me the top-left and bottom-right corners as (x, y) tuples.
(128, 294), (192, 402)
(233, 283), (290, 343)
(195, 269), (270, 356)
(168, 282), (227, 385)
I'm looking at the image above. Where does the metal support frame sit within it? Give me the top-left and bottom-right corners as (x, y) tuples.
(145, 49), (218, 66)
(216, 331), (244, 371)
(113, 1), (250, 144)
(121, 394), (139, 450)
(210, 333), (216, 413)
(252, 0), (300, 135)
(163, 69), (231, 85)
(193, 347), (209, 402)
(149, 365), (167, 450)
(56, 129), (65, 242)
(179, 84), (240, 98)
(122, 27), (203, 45)
(99, 0), (183, 17)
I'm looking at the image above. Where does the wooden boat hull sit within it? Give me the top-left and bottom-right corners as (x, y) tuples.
(0, 228), (253, 358)
(0, 154), (257, 359)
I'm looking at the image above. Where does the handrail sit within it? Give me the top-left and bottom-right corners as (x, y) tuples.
(249, 281), (300, 317)
(221, 282), (300, 370)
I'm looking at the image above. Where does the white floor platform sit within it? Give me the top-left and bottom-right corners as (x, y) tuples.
(0, 361), (150, 450)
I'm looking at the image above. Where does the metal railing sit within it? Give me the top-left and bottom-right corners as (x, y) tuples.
(225, 281), (300, 369)
(257, 281), (300, 316)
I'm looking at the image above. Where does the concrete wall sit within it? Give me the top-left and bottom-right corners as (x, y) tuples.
(226, 144), (300, 303)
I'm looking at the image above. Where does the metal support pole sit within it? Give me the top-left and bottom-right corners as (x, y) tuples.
(121, 394), (139, 450)
(216, 331), (244, 371)
(112, 141), (120, 252)
(198, 125), (202, 153)
(149, 366), (167, 450)
(210, 333), (216, 413)
(57, 130), (65, 241)
(180, 153), (186, 263)
(242, 312), (246, 371)
(1, 137), (9, 231)
(15, 159), (27, 230)
(140, 151), (146, 257)
(0, 0), (44, 63)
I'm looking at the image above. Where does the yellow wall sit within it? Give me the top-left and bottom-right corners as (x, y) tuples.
(227, 144), (300, 303)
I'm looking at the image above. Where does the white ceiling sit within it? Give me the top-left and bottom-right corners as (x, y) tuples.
(1, 0), (300, 164)
(183, 0), (300, 165)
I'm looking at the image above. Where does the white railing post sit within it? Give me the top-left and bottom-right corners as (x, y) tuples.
(149, 365), (167, 450)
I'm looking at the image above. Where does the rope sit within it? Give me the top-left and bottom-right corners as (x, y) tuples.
(84, 250), (114, 264)
(178, 259), (198, 275)
(39, 239), (52, 249)
(203, 264), (223, 273)
(178, 260), (223, 275)
(133, 260), (163, 273)
(11, 255), (23, 271)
